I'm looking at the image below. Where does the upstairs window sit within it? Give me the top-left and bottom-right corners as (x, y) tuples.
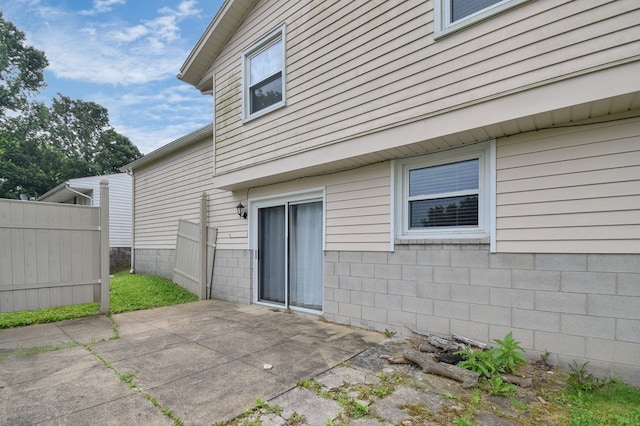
(243, 25), (286, 120)
(434, 0), (528, 38)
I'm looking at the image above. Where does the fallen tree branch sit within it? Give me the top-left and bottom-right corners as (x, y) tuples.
(380, 354), (411, 364)
(425, 335), (466, 352)
(403, 349), (479, 388)
(500, 374), (532, 388)
(452, 333), (488, 350)
(418, 342), (437, 353)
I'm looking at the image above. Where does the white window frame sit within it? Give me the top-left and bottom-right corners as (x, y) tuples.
(394, 141), (495, 241)
(242, 25), (286, 121)
(434, 0), (528, 39)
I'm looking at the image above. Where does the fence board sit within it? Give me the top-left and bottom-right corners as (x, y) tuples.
(0, 198), (104, 313)
(173, 219), (217, 298)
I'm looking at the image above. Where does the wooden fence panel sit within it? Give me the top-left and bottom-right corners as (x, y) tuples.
(0, 199), (103, 313)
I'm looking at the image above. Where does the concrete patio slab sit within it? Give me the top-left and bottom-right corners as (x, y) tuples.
(0, 300), (384, 425)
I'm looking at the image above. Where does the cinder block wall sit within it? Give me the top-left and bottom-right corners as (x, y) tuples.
(323, 242), (640, 385)
(133, 248), (175, 279)
(110, 247), (131, 274)
(211, 249), (252, 304)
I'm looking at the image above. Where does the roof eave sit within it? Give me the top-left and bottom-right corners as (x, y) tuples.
(178, 0), (258, 91)
(121, 123), (213, 172)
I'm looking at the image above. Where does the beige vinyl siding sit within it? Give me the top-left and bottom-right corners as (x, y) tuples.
(496, 115), (640, 253)
(325, 163), (391, 251)
(211, 0), (640, 176)
(134, 139), (214, 250)
(133, 136), (245, 251)
(247, 162), (391, 251)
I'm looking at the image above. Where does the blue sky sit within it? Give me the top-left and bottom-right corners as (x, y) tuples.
(2, 0), (224, 154)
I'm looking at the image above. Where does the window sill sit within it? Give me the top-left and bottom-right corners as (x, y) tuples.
(395, 237), (491, 246)
(433, 0), (529, 40)
(243, 101), (286, 124)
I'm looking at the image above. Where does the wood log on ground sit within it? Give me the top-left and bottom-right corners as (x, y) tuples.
(425, 335), (466, 352)
(452, 333), (488, 349)
(380, 354), (411, 364)
(403, 349), (479, 388)
(418, 342), (437, 353)
(500, 374), (533, 388)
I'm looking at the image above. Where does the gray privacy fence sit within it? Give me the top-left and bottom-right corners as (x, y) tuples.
(0, 180), (110, 314)
(172, 193), (217, 300)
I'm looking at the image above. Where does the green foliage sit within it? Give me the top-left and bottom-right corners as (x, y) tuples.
(452, 412), (476, 426)
(565, 378), (640, 425)
(567, 361), (599, 392)
(298, 378), (323, 393)
(456, 331), (526, 377)
(0, 271), (198, 328)
(456, 346), (498, 378)
(0, 303), (100, 329)
(492, 331), (526, 374)
(384, 328), (397, 338)
(0, 11), (48, 116)
(0, 14), (141, 200)
(352, 401), (369, 418)
(487, 376), (517, 396)
(109, 272), (198, 314)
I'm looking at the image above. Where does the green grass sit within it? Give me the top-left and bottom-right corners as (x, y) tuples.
(565, 379), (640, 425)
(0, 271), (199, 329)
(109, 271), (198, 313)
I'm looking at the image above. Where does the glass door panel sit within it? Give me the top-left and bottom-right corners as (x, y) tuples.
(258, 205), (285, 304)
(288, 201), (323, 310)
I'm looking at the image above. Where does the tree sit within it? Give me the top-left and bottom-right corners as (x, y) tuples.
(0, 15), (142, 199)
(0, 11), (48, 118)
(46, 94), (141, 178)
(0, 102), (55, 198)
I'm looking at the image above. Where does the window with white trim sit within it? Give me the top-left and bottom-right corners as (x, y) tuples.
(434, 0), (528, 38)
(242, 25), (286, 120)
(395, 142), (493, 239)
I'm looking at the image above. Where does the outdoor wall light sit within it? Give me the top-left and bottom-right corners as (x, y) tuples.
(236, 202), (247, 219)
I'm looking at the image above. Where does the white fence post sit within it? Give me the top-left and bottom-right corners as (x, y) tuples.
(100, 179), (110, 313)
(200, 191), (207, 300)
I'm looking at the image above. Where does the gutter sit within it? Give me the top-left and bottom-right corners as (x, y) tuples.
(65, 184), (93, 205)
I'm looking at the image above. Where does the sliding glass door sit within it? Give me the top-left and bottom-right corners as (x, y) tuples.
(257, 199), (323, 311)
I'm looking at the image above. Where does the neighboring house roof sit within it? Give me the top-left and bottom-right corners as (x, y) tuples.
(38, 173), (133, 247)
(178, 0), (258, 93)
(39, 179), (96, 204)
(121, 123), (213, 172)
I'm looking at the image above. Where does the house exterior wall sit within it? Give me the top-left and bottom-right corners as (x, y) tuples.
(496, 116), (640, 253)
(204, 116), (640, 383)
(157, 0), (640, 382)
(132, 135), (213, 277)
(133, 138), (214, 251)
(323, 244), (640, 385)
(210, 0), (640, 180)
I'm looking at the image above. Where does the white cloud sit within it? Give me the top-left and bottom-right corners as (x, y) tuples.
(20, 1), (205, 86)
(90, 82), (212, 153)
(80, 0), (126, 16)
(3, 0), (215, 155)
(109, 24), (149, 43)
